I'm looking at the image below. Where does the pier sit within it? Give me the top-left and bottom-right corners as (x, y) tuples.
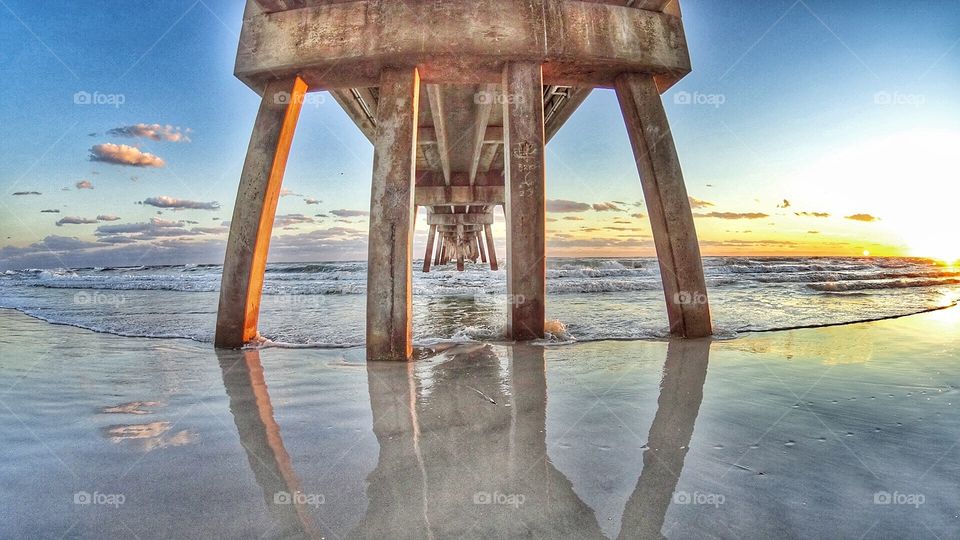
(216, 0), (712, 359)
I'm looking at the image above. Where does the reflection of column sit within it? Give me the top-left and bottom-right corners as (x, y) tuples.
(215, 349), (322, 539)
(618, 338), (712, 540)
(353, 345), (604, 538)
(351, 362), (428, 539)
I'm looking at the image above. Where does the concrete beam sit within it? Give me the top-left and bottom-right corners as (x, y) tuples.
(366, 67), (420, 361)
(415, 186), (505, 207)
(470, 83), (497, 184)
(425, 84), (452, 185)
(615, 72), (711, 338)
(427, 213), (494, 226)
(418, 126), (503, 145)
(503, 62), (546, 340)
(235, 0), (690, 90)
(215, 77), (306, 348)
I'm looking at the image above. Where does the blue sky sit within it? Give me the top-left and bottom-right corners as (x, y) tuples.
(1, 0), (959, 269)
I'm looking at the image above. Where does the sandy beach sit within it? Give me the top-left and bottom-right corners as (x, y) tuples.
(1, 307), (957, 538)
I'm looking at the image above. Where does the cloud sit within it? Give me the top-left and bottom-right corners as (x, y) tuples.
(845, 213), (879, 222)
(694, 212), (770, 220)
(546, 199), (591, 213)
(56, 216), (99, 226)
(75, 180), (94, 190)
(107, 124), (191, 143)
(96, 218), (184, 236)
(304, 197), (321, 205)
(562, 216), (584, 221)
(97, 215), (121, 222)
(593, 202), (625, 212)
(688, 197), (715, 209)
(90, 144), (165, 167)
(150, 218), (185, 227)
(97, 235), (140, 245)
(41, 209), (60, 213)
(274, 214), (315, 228)
(795, 211), (830, 218)
(630, 213), (646, 219)
(777, 199), (791, 209)
(191, 226), (228, 235)
(13, 191), (41, 196)
(143, 196), (220, 210)
(280, 188), (302, 197)
(330, 209), (370, 218)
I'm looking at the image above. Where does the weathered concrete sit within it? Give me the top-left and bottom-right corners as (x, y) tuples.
(237, 0), (690, 90)
(615, 73), (712, 338)
(434, 236), (444, 266)
(503, 62), (547, 340)
(215, 77), (306, 348)
(477, 232), (488, 264)
(423, 224), (437, 273)
(366, 68), (420, 361)
(484, 223), (499, 271)
(219, 0), (711, 356)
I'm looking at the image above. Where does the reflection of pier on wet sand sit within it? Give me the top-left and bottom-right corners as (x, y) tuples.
(217, 338), (711, 538)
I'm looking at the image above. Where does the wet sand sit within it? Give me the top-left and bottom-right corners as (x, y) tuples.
(0, 307), (957, 539)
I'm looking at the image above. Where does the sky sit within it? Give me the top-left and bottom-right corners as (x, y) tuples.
(1, 0), (958, 270)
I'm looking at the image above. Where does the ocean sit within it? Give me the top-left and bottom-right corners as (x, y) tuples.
(1, 257), (958, 347)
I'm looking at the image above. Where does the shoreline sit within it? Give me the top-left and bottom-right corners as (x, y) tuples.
(3, 302), (957, 350)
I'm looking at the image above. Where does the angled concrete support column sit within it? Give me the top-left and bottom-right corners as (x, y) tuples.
(502, 62), (546, 340)
(423, 224), (437, 273)
(216, 77), (307, 348)
(366, 67), (420, 361)
(615, 73), (712, 338)
(484, 223), (498, 271)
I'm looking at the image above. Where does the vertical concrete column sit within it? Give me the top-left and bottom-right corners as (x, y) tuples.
(502, 62), (546, 340)
(615, 73), (712, 338)
(434, 236), (444, 266)
(456, 224), (465, 271)
(216, 77), (307, 348)
(366, 67), (420, 361)
(477, 232), (487, 263)
(484, 223), (498, 271)
(423, 224), (437, 273)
